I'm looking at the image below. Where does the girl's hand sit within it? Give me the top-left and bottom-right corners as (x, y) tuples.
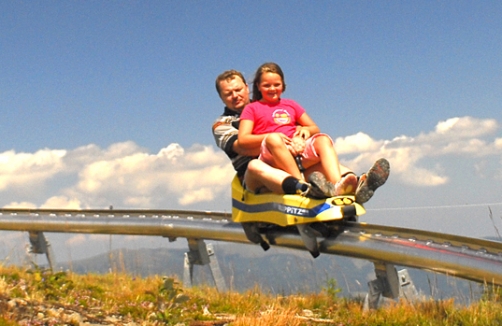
(294, 126), (311, 140)
(277, 133), (295, 155)
(289, 135), (306, 155)
(279, 133), (292, 145)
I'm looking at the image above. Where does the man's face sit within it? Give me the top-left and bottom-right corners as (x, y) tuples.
(218, 76), (250, 112)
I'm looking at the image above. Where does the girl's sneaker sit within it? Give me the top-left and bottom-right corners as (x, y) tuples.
(355, 158), (390, 204)
(309, 172), (358, 198)
(334, 173), (358, 196)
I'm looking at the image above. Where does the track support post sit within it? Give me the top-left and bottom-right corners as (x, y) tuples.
(183, 239), (227, 292)
(363, 262), (419, 310)
(27, 231), (55, 271)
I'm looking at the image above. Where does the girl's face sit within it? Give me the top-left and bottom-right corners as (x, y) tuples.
(257, 72), (283, 103)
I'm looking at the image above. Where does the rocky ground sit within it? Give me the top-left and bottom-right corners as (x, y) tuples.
(1, 293), (235, 326)
(1, 294), (128, 325)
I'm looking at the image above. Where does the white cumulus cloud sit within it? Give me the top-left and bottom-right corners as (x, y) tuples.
(0, 149), (66, 191)
(334, 116), (500, 186)
(0, 116), (500, 208)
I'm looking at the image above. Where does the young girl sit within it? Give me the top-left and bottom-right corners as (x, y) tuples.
(238, 62), (358, 197)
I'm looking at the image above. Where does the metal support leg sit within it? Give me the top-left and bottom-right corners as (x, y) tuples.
(183, 251), (195, 288)
(183, 239), (227, 292)
(183, 239), (207, 288)
(27, 231), (55, 270)
(363, 263), (421, 311)
(397, 269), (420, 301)
(363, 262), (400, 311)
(206, 243), (227, 292)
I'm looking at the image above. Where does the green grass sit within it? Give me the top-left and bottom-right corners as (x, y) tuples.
(1, 264), (502, 325)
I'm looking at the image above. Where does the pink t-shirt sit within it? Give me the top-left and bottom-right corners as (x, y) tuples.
(240, 99), (306, 138)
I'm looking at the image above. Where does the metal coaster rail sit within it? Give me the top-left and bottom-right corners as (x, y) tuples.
(0, 208), (501, 287)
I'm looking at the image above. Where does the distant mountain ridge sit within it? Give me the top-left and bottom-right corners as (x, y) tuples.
(57, 242), (482, 301)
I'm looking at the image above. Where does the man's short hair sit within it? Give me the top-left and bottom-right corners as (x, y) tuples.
(215, 70), (246, 95)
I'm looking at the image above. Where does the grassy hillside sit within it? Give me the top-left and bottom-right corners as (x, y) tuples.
(1, 264), (502, 325)
(57, 243), (481, 301)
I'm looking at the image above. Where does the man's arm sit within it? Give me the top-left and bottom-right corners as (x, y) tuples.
(233, 139), (261, 157)
(212, 116), (260, 157)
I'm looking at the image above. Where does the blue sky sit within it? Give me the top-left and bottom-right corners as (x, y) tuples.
(1, 1), (502, 260)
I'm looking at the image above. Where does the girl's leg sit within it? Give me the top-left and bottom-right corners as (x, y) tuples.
(264, 133), (303, 179)
(306, 135), (341, 183)
(303, 135), (358, 196)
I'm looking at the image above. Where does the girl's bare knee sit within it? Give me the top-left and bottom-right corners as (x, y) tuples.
(314, 134), (330, 146)
(264, 133), (284, 148)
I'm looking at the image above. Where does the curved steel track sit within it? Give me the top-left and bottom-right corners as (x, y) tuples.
(0, 208), (501, 286)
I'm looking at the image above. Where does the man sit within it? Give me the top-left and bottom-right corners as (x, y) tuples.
(212, 69), (389, 203)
